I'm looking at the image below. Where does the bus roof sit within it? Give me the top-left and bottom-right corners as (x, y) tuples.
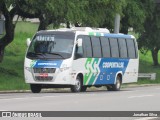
(37, 30), (75, 36)
(37, 27), (135, 39)
(103, 33), (134, 39)
(37, 27), (110, 34)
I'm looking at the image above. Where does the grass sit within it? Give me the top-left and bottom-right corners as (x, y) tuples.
(0, 21), (160, 90)
(0, 21), (38, 90)
(138, 51), (160, 84)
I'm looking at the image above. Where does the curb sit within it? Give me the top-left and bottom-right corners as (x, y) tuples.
(0, 84), (160, 93)
(122, 83), (160, 88)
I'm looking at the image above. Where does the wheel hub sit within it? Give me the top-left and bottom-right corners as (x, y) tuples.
(116, 80), (121, 89)
(75, 79), (81, 90)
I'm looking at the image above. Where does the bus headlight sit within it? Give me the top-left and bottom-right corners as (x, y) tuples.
(25, 67), (31, 72)
(59, 67), (70, 72)
(60, 64), (70, 72)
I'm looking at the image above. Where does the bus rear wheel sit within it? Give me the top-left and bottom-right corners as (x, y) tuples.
(71, 76), (82, 93)
(107, 76), (121, 91)
(30, 84), (42, 93)
(106, 85), (113, 91)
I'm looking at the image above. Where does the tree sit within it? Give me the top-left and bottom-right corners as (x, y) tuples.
(138, 2), (160, 66)
(16, 0), (87, 29)
(31, 0), (126, 30)
(0, 0), (130, 62)
(97, 0), (126, 31)
(120, 0), (154, 34)
(0, 0), (17, 62)
(0, 0), (43, 62)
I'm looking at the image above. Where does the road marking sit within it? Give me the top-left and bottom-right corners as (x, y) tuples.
(123, 90), (138, 93)
(0, 94), (78, 101)
(0, 93), (100, 101)
(128, 95), (154, 99)
(0, 93), (95, 101)
(155, 88), (160, 89)
(134, 117), (159, 120)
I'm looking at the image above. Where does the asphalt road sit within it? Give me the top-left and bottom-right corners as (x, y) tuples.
(0, 85), (160, 120)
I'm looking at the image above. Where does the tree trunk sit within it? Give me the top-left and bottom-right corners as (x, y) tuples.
(120, 17), (129, 34)
(151, 48), (159, 66)
(0, 47), (4, 62)
(0, 1), (16, 62)
(75, 22), (80, 27)
(120, 26), (128, 34)
(38, 15), (47, 31)
(38, 21), (47, 31)
(0, 23), (15, 62)
(66, 21), (70, 28)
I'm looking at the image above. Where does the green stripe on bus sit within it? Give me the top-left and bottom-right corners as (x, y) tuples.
(89, 32), (94, 36)
(88, 73), (96, 85)
(88, 58), (99, 85)
(84, 58), (92, 85)
(96, 32), (101, 36)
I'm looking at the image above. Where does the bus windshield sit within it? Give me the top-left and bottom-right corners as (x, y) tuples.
(27, 34), (74, 59)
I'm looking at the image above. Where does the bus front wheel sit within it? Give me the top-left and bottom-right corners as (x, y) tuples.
(30, 84), (42, 93)
(71, 76), (82, 92)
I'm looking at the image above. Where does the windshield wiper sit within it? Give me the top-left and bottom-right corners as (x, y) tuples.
(27, 52), (45, 59)
(35, 52), (46, 59)
(46, 53), (65, 59)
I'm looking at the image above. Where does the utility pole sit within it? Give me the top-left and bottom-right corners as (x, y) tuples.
(114, 14), (120, 34)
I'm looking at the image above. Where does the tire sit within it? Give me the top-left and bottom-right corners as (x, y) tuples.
(112, 76), (121, 91)
(107, 76), (121, 91)
(71, 76), (82, 93)
(106, 85), (113, 91)
(30, 84), (42, 93)
(81, 86), (87, 92)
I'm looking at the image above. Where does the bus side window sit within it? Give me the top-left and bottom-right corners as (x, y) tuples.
(75, 44), (83, 59)
(100, 37), (111, 57)
(118, 38), (128, 58)
(109, 38), (119, 58)
(83, 36), (92, 58)
(91, 36), (102, 58)
(126, 39), (136, 59)
(75, 36), (84, 59)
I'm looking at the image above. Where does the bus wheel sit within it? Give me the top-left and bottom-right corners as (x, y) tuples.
(112, 76), (121, 91)
(81, 86), (87, 92)
(106, 85), (113, 91)
(71, 76), (82, 93)
(106, 76), (121, 91)
(30, 84), (41, 93)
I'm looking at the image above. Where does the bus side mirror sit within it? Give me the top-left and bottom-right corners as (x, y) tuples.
(26, 38), (31, 47)
(77, 38), (82, 47)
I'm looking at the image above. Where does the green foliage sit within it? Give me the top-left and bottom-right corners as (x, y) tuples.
(124, 1), (145, 31)
(17, 0), (127, 29)
(81, 0), (126, 28)
(138, 51), (160, 84)
(0, 21), (38, 90)
(138, 2), (160, 65)
(120, 0), (154, 34)
(2, 0), (150, 32)
(138, 1), (160, 50)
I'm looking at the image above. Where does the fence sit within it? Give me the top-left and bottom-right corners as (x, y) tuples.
(138, 73), (156, 80)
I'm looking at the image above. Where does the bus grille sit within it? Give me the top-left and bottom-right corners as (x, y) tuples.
(33, 68), (56, 73)
(35, 76), (53, 81)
